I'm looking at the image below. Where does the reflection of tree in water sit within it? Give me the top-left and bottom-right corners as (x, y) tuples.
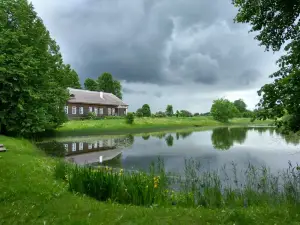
(142, 134), (150, 140)
(176, 131), (192, 140)
(151, 132), (167, 139)
(165, 135), (174, 147)
(211, 127), (248, 150)
(37, 141), (66, 157)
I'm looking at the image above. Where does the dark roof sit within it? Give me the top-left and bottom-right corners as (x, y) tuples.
(67, 88), (128, 106)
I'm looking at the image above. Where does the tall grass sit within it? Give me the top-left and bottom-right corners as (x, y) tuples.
(55, 158), (300, 209)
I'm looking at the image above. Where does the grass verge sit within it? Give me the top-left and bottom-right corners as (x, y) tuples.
(1, 135), (299, 225)
(55, 117), (273, 137)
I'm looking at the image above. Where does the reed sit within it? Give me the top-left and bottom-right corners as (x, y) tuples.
(55, 158), (300, 209)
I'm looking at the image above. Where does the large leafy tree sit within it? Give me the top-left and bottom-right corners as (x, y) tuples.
(233, 99), (247, 113)
(232, 0), (300, 132)
(84, 78), (98, 91)
(141, 104), (151, 117)
(0, 0), (70, 136)
(62, 64), (81, 89)
(84, 72), (123, 99)
(210, 98), (239, 123)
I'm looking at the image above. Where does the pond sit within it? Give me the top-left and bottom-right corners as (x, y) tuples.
(38, 127), (300, 176)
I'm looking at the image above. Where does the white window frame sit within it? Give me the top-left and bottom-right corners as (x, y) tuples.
(94, 107), (98, 115)
(79, 142), (83, 151)
(72, 143), (76, 152)
(72, 106), (77, 115)
(112, 108), (115, 116)
(64, 144), (68, 152)
(89, 107), (93, 112)
(108, 108), (111, 115)
(99, 108), (103, 115)
(64, 106), (68, 114)
(99, 140), (103, 148)
(88, 143), (92, 149)
(94, 141), (97, 148)
(79, 107), (84, 115)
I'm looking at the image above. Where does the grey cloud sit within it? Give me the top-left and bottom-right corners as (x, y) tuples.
(154, 92), (162, 98)
(32, 0), (275, 92)
(123, 88), (147, 95)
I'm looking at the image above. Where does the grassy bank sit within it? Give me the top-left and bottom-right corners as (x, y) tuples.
(1, 136), (300, 224)
(55, 116), (273, 137)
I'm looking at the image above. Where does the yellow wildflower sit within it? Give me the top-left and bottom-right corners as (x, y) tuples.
(154, 183), (158, 188)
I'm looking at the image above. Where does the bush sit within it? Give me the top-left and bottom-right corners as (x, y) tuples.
(142, 104), (151, 117)
(136, 108), (144, 117)
(87, 112), (97, 120)
(154, 111), (166, 117)
(125, 113), (134, 124)
(210, 98), (239, 122)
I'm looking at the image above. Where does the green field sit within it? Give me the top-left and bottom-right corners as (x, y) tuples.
(56, 116), (273, 136)
(0, 135), (299, 225)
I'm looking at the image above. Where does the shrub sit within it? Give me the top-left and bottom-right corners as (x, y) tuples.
(210, 98), (239, 122)
(136, 108), (144, 117)
(155, 111), (166, 117)
(87, 112), (97, 120)
(141, 104), (151, 117)
(125, 113), (134, 124)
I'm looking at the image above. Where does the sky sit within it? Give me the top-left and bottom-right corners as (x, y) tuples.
(30, 0), (281, 113)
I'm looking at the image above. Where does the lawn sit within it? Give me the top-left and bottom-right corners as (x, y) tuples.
(0, 135), (299, 225)
(55, 116), (273, 136)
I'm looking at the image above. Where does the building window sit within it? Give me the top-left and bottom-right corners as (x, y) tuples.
(94, 107), (98, 115)
(64, 106), (68, 114)
(112, 108), (115, 116)
(89, 107), (93, 112)
(79, 142), (83, 151)
(72, 106), (77, 114)
(88, 144), (92, 149)
(99, 108), (103, 115)
(79, 107), (84, 115)
(94, 141), (97, 148)
(72, 143), (76, 152)
(108, 108), (111, 115)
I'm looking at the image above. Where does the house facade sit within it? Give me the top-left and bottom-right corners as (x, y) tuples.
(65, 88), (128, 119)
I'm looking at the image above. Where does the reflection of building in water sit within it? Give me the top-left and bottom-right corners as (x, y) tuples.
(63, 136), (134, 156)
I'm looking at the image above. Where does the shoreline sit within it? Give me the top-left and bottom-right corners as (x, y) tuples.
(52, 117), (273, 138)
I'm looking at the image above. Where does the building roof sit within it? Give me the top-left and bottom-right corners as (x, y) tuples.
(67, 88), (128, 106)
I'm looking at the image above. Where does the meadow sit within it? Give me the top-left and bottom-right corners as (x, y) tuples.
(1, 135), (300, 224)
(55, 116), (273, 136)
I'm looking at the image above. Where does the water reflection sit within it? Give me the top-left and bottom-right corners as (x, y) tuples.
(211, 127), (248, 150)
(165, 135), (174, 147)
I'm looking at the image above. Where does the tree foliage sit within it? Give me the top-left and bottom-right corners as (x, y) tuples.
(84, 78), (98, 91)
(233, 99), (247, 113)
(141, 104), (151, 117)
(210, 98), (239, 123)
(232, 0), (300, 132)
(179, 110), (193, 117)
(136, 108), (144, 117)
(125, 112), (134, 124)
(84, 72), (122, 99)
(165, 105), (173, 117)
(0, 0), (71, 136)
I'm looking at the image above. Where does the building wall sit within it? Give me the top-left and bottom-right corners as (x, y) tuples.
(65, 103), (127, 119)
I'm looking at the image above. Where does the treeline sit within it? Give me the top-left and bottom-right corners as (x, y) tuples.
(0, 0), (82, 136)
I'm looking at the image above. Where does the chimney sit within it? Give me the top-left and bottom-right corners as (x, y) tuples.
(100, 91), (103, 98)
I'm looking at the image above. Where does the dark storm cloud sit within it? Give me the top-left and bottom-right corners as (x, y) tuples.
(32, 0), (270, 91)
(123, 88), (147, 95)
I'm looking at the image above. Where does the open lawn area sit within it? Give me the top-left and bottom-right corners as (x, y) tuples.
(0, 135), (299, 225)
(56, 116), (273, 136)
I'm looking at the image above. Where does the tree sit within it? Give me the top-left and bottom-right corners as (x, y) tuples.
(179, 110), (193, 117)
(165, 105), (173, 117)
(232, 0), (300, 132)
(0, 0), (69, 136)
(84, 78), (98, 91)
(136, 108), (143, 117)
(233, 99), (247, 113)
(210, 98), (239, 123)
(141, 104), (151, 117)
(97, 72), (122, 99)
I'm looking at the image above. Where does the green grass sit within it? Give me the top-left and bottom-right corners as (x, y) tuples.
(1, 135), (300, 224)
(55, 116), (273, 137)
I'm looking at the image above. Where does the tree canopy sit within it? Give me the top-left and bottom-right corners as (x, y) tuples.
(84, 72), (122, 99)
(0, 0), (73, 136)
(165, 105), (173, 117)
(210, 98), (239, 123)
(233, 99), (247, 113)
(141, 104), (151, 117)
(232, 0), (300, 132)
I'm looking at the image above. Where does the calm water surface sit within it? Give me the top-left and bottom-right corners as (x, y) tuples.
(38, 127), (300, 174)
